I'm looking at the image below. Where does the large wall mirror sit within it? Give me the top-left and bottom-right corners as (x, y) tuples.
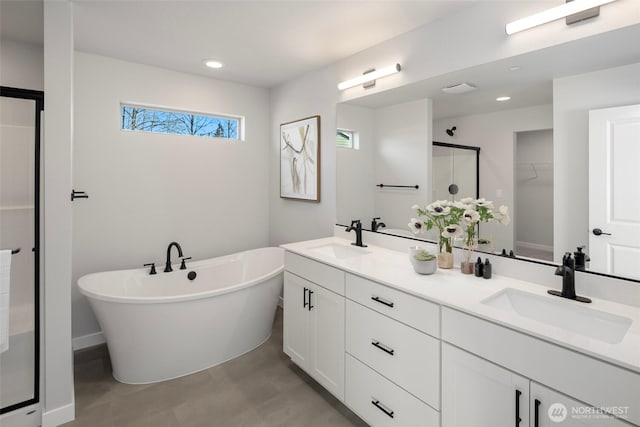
(336, 24), (640, 282)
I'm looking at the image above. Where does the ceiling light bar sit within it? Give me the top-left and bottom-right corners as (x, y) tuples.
(338, 64), (401, 91)
(505, 0), (618, 35)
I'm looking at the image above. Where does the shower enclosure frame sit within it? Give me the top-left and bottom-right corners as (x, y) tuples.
(0, 86), (43, 415)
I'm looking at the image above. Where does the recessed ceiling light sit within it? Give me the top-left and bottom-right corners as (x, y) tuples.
(509, 66), (521, 72)
(496, 96), (511, 102)
(203, 60), (223, 69)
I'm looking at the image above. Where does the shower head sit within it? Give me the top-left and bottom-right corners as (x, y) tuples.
(446, 126), (457, 137)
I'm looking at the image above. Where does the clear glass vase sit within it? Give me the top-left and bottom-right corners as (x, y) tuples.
(438, 238), (453, 269)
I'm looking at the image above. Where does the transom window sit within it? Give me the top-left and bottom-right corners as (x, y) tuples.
(336, 129), (358, 149)
(120, 103), (242, 140)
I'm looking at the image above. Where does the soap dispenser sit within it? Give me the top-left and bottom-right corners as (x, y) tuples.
(574, 246), (590, 271)
(474, 257), (483, 277)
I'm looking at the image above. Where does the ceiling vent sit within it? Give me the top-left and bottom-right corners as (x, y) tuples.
(441, 83), (477, 94)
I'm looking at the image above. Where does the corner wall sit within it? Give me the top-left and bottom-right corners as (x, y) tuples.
(433, 105), (553, 253)
(72, 53), (270, 340)
(553, 62), (640, 261)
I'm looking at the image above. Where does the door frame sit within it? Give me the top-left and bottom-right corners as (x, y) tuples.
(0, 86), (44, 415)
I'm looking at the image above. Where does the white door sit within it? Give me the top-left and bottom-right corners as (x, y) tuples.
(589, 105), (640, 279)
(309, 283), (345, 401)
(442, 343), (530, 427)
(530, 382), (628, 426)
(283, 272), (310, 368)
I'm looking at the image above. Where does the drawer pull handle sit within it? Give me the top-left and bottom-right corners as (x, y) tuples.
(371, 340), (395, 356)
(371, 399), (394, 419)
(308, 289), (314, 310)
(303, 287), (308, 308)
(534, 399), (541, 427)
(515, 389), (522, 426)
(371, 295), (394, 308)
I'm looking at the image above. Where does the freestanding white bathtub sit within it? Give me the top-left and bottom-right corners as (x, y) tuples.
(78, 247), (284, 384)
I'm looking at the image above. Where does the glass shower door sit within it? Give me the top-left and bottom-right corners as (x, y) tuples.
(0, 88), (42, 415)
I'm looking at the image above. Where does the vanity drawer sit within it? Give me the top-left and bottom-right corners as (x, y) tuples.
(285, 251), (345, 295)
(346, 354), (440, 427)
(346, 300), (440, 408)
(346, 273), (440, 337)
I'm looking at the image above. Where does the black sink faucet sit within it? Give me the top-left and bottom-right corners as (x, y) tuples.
(548, 252), (591, 303)
(164, 242), (184, 273)
(371, 217), (386, 232)
(346, 220), (367, 247)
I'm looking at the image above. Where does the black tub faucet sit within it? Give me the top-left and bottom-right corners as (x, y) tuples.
(548, 252), (591, 303)
(346, 220), (367, 247)
(371, 217), (386, 232)
(164, 242), (184, 273)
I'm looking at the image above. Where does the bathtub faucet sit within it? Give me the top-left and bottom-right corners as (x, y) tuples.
(164, 242), (184, 273)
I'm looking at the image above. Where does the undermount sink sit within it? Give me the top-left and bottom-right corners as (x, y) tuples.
(481, 288), (632, 344)
(308, 243), (371, 259)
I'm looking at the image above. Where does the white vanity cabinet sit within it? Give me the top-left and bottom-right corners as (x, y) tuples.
(530, 383), (630, 427)
(442, 307), (640, 427)
(442, 342), (530, 427)
(442, 344), (632, 427)
(345, 274), (441, 426)
(283, 253), (346, 401)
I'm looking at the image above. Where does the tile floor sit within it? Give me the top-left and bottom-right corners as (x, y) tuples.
(64, 308), (367, 427)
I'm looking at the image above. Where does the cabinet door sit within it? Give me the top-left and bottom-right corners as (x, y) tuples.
(442, 343), (530, 427)
(530, 383), (630, 427)
(309, 283), (345, 401)
(283, 272), (310, 368)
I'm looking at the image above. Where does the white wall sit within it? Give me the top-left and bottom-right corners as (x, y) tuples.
(269, 0), (640, 248)
(0, 39), (43, 90)
(72, 53), (270, 339)
(433, 105), (553, 253)
(336, 104), (375, 226)
(554, 62), (640, 262)
(43, 1), (74, 425)
(374, 99), (431, 231)
(515, 129), (553, 250)
(269, 66), (339, 246)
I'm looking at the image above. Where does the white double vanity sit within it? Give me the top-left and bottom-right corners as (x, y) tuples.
(281, 234), (640, 427)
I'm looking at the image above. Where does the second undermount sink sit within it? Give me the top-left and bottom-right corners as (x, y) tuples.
(308, 243), (371, 260)
(481, 288), (632, 344)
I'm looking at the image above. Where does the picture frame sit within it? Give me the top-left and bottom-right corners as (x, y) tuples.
(280, 115), (321, 202)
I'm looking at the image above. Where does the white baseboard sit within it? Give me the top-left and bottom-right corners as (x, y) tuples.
(72, 331), (105, 351)
(515, 240), (553, 253)
(42, 401), (74, 427)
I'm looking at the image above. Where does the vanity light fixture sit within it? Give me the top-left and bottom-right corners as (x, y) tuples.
(446, 126), (457, 136)
(505, 0), (619, 35)
(337, 63), (401, 91)
(496, 96), (511, 102)
(203, 59), (224, 69)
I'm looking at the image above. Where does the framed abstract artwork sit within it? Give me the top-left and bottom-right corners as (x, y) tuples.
(280, 115), (321, 201)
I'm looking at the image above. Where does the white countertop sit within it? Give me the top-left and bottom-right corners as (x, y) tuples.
(281, 236), (640, 374)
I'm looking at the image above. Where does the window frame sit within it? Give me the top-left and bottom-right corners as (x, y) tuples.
(120, 102), (244, 141)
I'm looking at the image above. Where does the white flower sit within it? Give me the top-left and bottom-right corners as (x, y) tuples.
(463, 209), (480, 223)
(427, 202), (451, 216)
(411, 204), (421, 210)
(442, 224), (463, 238)
(475, 198), (495, 210)
(408, 218), (425, 234)
(498, 213), (511, 225)
(460, 197), (474, 204)
(493, 205), (511, 225)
